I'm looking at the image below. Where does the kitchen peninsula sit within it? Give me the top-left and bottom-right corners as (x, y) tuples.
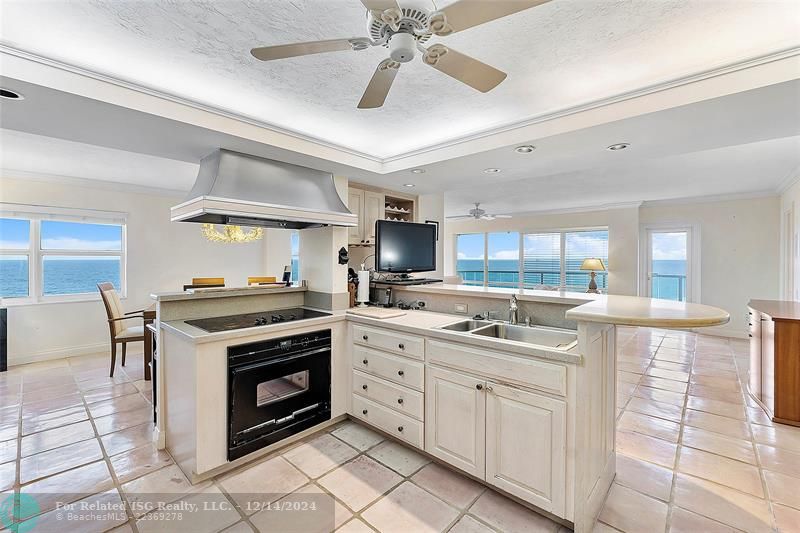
(152, 282), (729, 533)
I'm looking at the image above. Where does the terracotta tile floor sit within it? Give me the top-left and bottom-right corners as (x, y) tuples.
(1, 328), (799, 532)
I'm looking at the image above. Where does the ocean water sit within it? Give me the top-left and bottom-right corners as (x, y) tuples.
(457, 259), (687, 301)
(0, 258), (120, 298)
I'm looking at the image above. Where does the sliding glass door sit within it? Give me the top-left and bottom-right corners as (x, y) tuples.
(645, 229), (692, 302)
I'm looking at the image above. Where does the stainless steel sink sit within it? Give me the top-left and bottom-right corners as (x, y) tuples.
(471, 323), (578, 350)
(438, 319), (493, 332)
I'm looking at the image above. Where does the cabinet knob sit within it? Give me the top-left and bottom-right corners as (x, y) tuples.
(397, 398), (404, 404)
(362, 359), (368, 365)
(476, 384), (483, 390)
(397, 426), (404, 432)
(362, 409), (368, 415)
(398, 343), (405, 350)
(362, 384), (368, 390)
(486, 385), (494, 393)
(749, 334), (753, 338)
(362, 335), (368, 341)
(398, 370), (404, 376)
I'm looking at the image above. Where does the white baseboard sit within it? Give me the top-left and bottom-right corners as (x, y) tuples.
(8, 343), (144, 366)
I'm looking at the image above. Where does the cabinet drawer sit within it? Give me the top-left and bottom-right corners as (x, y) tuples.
(353, 324), (424, 360)
(427, 339), (567, 397)
(353, 345), (424, 391)
(352, 370), (424, 421)
(352, 394), (423, 449)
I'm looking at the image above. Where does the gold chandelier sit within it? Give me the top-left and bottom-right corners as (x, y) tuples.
(201, 224), (264, 244)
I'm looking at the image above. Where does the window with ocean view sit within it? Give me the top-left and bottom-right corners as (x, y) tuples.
(290, 230), (300, 282)
(0, 213), (126, 302)
(456, 228), (609, 292)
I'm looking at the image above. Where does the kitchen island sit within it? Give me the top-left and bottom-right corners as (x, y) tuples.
(153, 285), (729, 533)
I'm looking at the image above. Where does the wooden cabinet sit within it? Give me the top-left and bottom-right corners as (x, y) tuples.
(748, 301), (800, 426)
(425, 366), (486, 477)
(485, 381), (566, 515)
(347, 188), (384, 246)
(347, 189), (364, 246)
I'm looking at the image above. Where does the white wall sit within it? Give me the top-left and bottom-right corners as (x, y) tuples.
(447, 196), (781, 337)
(1, 175), (267, 364)
(780, 176), (800, 301)
(417, 192), (445, 279)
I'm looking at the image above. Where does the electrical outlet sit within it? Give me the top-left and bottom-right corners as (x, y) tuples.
(454, 303), (468, 314)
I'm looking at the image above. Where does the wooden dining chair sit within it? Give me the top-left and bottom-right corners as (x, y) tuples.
(97, 282), (145, 377)
(182, 277), (225, 291)
(247, 276), (277, 285)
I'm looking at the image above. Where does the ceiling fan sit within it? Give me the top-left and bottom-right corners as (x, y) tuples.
(250, 0), (551, 109)
(448, 203), (512, 221)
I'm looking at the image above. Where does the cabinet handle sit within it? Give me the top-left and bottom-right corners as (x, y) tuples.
(397, 398), (404, 404)
(398, 343), (405, 350)
(362, 409), (368, 415)
(362, 384), (368, 390)
(486, 385), (494, 393)
(398, 370), (404, 376)
(476, 384), (483, 390)
(749, 334), (753, 338)
(362, 359), (368, 365)
(397, 426), (404, 432)
(362, 335), (368, 341)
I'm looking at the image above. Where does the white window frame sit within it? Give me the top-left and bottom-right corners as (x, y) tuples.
(0, 204), (127, 305)
(640, 223), (701, 303)
(454, 226), (609, 291)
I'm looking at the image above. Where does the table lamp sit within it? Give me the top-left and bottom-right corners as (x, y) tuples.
(580, 258), (606, 293)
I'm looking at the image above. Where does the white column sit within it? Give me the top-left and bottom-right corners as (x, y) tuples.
(607, 205), (640, 296)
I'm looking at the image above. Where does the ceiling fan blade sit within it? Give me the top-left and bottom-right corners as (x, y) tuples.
(433, 0), (551, 35)
(493, 214), (513, 219)
(480, 215), (496, 221)
(358, 59), (400, 109)
(423, 45), (507, 93)
(360, 0), (400, 11)
(446, 215), (476, 220)
(251, 38), (365, 61)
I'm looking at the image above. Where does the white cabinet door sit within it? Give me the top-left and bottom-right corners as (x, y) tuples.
(425, 366), (485, 477)
(363, 191), (384, 245)
(485, 381), (566, 516)
(348, 189), (365, 245)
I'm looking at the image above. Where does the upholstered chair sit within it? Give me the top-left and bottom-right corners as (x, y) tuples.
(97, 282), (144, 377)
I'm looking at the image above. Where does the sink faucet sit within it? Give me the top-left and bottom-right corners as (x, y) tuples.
(509, 295), (519, 325)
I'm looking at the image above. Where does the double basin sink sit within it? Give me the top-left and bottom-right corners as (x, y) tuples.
(438, 319), (578, 351)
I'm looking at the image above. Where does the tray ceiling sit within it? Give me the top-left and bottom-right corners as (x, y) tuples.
(1, 0), (798, 159)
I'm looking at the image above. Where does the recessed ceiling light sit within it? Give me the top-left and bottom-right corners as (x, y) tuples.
(0, 88), (23, 100)
(607, 143), (630, 151)
(483, 168), (501, 174)
(515, 145), (535, 154)
(411, 168), (426, 174)
(403, 183), (415, 188)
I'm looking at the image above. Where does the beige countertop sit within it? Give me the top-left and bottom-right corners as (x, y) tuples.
(749, 299), (800, 321)
(151, 285), (307, 302)
(386, 283), (601, 306)
(566, 295), (730, 328)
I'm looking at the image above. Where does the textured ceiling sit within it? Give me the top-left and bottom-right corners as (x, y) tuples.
(1, 0), (798, 159)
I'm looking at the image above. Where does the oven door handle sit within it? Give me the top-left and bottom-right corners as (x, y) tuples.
(230, 346), (330, 374)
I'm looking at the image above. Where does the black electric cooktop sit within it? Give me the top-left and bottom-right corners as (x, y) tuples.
(185, 307), (331, 333)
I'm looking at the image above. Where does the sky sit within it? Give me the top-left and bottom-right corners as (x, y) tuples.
(0, 218), (122, 251)
(457, 231), (611, 262)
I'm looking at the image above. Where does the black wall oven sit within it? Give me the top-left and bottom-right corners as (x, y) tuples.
(228, 329), (331, 461)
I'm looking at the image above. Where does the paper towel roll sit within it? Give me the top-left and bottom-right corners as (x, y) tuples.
(357, 270), (370, 305)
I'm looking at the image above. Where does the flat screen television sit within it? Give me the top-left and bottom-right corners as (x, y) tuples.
(376, 220), (436, 273)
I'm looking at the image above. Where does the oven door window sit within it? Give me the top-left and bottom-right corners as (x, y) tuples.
(256, 370), (309, 407)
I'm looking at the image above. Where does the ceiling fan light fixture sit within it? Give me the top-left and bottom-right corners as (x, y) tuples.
(607, 142), (630, 151)
(483, 168), (501, 174)
(515, 145), (535, 154)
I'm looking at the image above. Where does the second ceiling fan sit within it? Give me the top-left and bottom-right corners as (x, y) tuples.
(250, 0), (550, 108)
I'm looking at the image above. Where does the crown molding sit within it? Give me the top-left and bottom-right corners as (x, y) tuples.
(776, 164), (800, 195)
(0, 168), (187, 198)
(640, 190), (779, 208)
(447, 201), (643, 220)
(2, 44), (798, 169)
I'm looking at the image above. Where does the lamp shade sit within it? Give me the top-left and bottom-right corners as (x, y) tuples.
(580, 258), (606, 271)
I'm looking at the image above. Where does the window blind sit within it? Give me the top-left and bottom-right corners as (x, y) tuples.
(523, 233), (561, 288)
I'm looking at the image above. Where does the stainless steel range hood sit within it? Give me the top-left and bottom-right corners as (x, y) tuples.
(171, 149), (357, 229)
